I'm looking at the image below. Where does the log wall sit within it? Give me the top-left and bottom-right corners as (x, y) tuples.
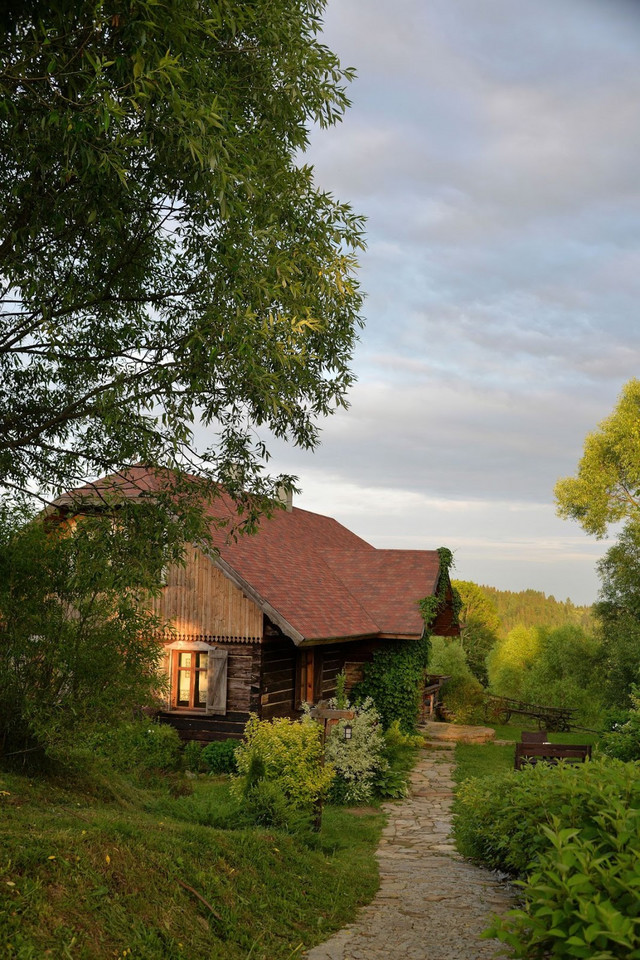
(157, 710), (251, 742)
(159, 639), (261, 741)
(260, 625), (297, 721)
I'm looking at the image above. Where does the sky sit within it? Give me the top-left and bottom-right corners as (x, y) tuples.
(267, 0), (640, 606)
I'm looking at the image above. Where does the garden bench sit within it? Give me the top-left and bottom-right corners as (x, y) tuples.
(514, 741), (592, 770)
(521, 730), (548, 744)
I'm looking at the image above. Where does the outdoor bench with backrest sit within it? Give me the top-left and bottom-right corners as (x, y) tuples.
(514, 736), (592, 770)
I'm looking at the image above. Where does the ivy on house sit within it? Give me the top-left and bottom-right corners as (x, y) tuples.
(419, 547), (462, 630)
(352, 637), (432, 733)
(352, 546), (459, 732)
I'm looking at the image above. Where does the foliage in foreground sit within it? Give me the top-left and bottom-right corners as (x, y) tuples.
(0, 761), (383, 960)
(0, 509), (179, 760)
(487, 806), (640, 959)
(454, 756), (640, 876)
(455, 755), (640, 959)
(1, 0), (364, 502)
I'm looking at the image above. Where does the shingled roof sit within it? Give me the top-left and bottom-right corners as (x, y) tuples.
(56, 468), (447, 644)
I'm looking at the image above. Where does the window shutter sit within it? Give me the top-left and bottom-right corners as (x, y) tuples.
(161, 649), (172, 710)
(206, 647), (228, 715)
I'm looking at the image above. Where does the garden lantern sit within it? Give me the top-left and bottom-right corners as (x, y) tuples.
(343, 722), (353, 741)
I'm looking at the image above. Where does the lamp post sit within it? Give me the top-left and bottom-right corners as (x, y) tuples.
(309, 702), (355, 832)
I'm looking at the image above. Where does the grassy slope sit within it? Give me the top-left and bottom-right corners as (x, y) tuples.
(0, 767), (383, 960)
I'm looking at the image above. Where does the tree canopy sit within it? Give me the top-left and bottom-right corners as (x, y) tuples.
(0, 0), (364, 508)
(451, 579), (501, 685)
(0, 502), (180, 756)
(555, 379), (640, 537)
(593, 521), (640, 706)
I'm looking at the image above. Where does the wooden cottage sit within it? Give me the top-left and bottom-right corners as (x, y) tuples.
(57, 469), (460, 741)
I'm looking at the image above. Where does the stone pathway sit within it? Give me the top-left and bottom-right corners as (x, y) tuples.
(306, 741), (514, 960)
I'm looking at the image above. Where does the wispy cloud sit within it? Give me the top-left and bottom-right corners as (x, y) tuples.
(230, 0), (640, 605)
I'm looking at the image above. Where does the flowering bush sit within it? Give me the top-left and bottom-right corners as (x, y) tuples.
(325, 697), (386, 804)
(232, 713), (334, 809)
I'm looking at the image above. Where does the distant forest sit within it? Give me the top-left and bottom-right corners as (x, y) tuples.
(479, 586), (594, 636)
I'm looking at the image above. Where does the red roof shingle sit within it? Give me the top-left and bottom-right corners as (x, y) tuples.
(58, 468), (445, 643)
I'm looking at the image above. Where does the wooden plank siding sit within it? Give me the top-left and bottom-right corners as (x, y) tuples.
(153, 545), (265, 742)
(431, 583), (461, 637)
(153, 543), (263, 642)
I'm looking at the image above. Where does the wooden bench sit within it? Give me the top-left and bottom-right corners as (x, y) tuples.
(514, 741), (592, 770)
(521, 730), (548, 744)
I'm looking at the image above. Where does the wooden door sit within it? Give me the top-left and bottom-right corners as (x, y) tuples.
(296, 649), (319, 706)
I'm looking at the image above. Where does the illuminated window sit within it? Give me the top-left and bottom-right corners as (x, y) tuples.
(175, 651), (208, 709)
(164, 640), (228, 714)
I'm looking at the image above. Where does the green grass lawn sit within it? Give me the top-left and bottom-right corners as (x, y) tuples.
(454, 722), (598, 784)
(0, 764), (384, 960)
(487, 720), (598, 743)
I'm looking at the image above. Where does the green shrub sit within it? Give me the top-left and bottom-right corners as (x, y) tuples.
(440, 676), (486, 724)
(488, 804), (640, 959)
(352, 637), (431, 732)
(240, 779), (314, 836)
(232, 713), (334, 810)
(374, 720), (423, 798)
(601, 706), (632, 732)
(454, 757), (640, 877)
(599, 684), (640, 762)
(182, 739), (204, 773)
(325, 697), (386, 805)
(201, 738), (239, 774)
(372, 765), (409, 799)
(86, 720), (182, 773)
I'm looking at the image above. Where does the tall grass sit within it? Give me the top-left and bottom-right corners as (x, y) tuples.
(0, 759), (383, 960)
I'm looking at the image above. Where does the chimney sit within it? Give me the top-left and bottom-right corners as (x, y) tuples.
(277, 484), (293, 512)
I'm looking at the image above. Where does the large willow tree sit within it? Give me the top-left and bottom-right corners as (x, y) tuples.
(0, 0), (364, 509)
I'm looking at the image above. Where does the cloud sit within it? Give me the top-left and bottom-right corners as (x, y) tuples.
(233, 0), (640, 604)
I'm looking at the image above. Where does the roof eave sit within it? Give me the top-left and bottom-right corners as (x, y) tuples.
(204, 548), (306, 646)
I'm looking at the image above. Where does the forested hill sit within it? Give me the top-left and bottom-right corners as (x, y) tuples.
(479, 586), (594, 636)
